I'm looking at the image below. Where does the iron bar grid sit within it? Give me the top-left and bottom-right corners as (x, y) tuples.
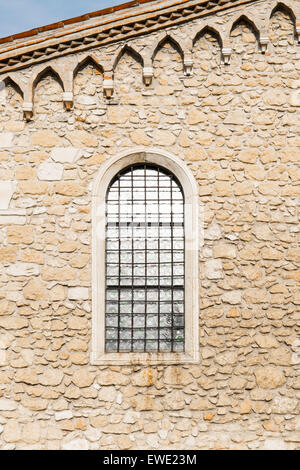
(105, 164), (185, 353)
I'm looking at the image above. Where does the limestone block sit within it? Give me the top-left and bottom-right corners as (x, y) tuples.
(77, 95), (97, 105)
(66, 130), (98, 147)
(152, 129), (175, 146)
(98, 386), (117, 402)
(55, 410), (73, 421)
(6, 263), (40, 277)
(0, 133), (13, 148)
(0, 215), (26, 225)
(51, 147), (81, 164)
(263, 89), (286, 106)
(0, 350), (7, 366)
(0, 317), (28, 330)
(62, 439), (89, 450)
(68, 287), (89, 300)
(23, 278), (47, 301)
(164, 367), (193, 386)
(244, 288), (269, 304)
(213, 244), (236, 259)
(254, 334), (279, 349)
(37, 161), (63, 181)
(0, 399), (16, 411)
(3, 421), (21, 443)
(72, 369), (95, 388)
(0, 181), (15, 209)
(263, 439), (289, 451)
(221, 291), (241, 305)
(188, 108), (206, 125)
(97, 370), (130, 386)
(224, 110), (246, 124)
(131, 369), (158, 387)
(289, 91), (300, 107)
(32, 130), (61, 147)
(205, 259), (223, 279)
(40, 368), (64, 386)
(130, 129), (151, 146)
(255, 366), (286, 389)
(271, 397), (297, 414)
(55, 182), (85, 196)
(205, 222), (221, 240)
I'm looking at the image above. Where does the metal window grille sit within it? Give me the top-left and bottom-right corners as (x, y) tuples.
(105, 164), (185, 353)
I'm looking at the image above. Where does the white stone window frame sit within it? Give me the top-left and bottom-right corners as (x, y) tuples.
(91, 147), (201, 365)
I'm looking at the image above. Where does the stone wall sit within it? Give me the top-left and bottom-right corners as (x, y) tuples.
(0, 1), (299, 450)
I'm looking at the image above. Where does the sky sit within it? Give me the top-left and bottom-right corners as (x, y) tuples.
(0, 0), (123, 37)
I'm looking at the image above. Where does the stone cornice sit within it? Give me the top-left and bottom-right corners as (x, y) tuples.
(0, 0), (259, 74)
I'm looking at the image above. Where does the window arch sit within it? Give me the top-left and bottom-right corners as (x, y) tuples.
(91, 148), (200, 365)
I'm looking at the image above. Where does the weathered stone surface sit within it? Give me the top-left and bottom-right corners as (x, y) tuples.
(0, 6), (298, 451)
(0, 399), (17, 411)
(22, 423), (41, 444)
(3, 421), (21, 443)
(271, 397), (297, 414)
(188, 108), (206, 125)
(205, 259), (223, 280)
(98, 386), (117, 402)
(164, 367), (193, 386)
(213, 244), (236, 259)
(255, 367), (286, 389)
(221, 291), (241, 305)
(97, 371), (130, 386)
(32, 130), (61, 147)
(269, 347), (292, 366)
(152, 129), (175, 146)
(62, 439), (89, 450)
(0, 181), (15, 210)
(238, 149), (258, 164)
(23, 278), (47, 300)
(131, 369), (158, 387)
(6, 263), (39, 277)
(6, 226), (34, 244)
(130, 129), (151, 146)
(55, 182), (85, 197)
(0, 132), (13, 148)
(37, 161), (63, 181)
(41, 267), (76, 281)
(40, 368), (64, 386)
(72, 369), (95, 388)
(55, 410), (73, 421)
(0, 317), (28, 330)
(68, 287), (89, 300)
(190, 399), (212, 411)
(51, 147), (81, 163)
(0, 300), (14, 316)
(254, 335), (279, 349)
(244, 288), (268, 304)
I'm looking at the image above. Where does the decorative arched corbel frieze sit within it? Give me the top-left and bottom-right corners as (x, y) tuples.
(60, 59), (77, 110)
(73, 53), (105, 101)
(1, 73), (25, 97)
(268, 1), (299, 43)
(112, 43), (144, 71)
(228, 12), (263, 54)
(150, 32), (186, 72)
(24, 64), (66, 119)
(192, 24), (225, 65)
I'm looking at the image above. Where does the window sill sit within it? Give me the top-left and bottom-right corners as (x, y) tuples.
(90, 350), (200, 365)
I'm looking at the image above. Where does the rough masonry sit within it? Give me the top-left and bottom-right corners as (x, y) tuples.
(0, 0), (299, 450)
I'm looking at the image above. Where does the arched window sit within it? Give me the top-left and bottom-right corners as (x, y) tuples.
(105, 164), (185, 353)
(92, 149), (200, 365)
